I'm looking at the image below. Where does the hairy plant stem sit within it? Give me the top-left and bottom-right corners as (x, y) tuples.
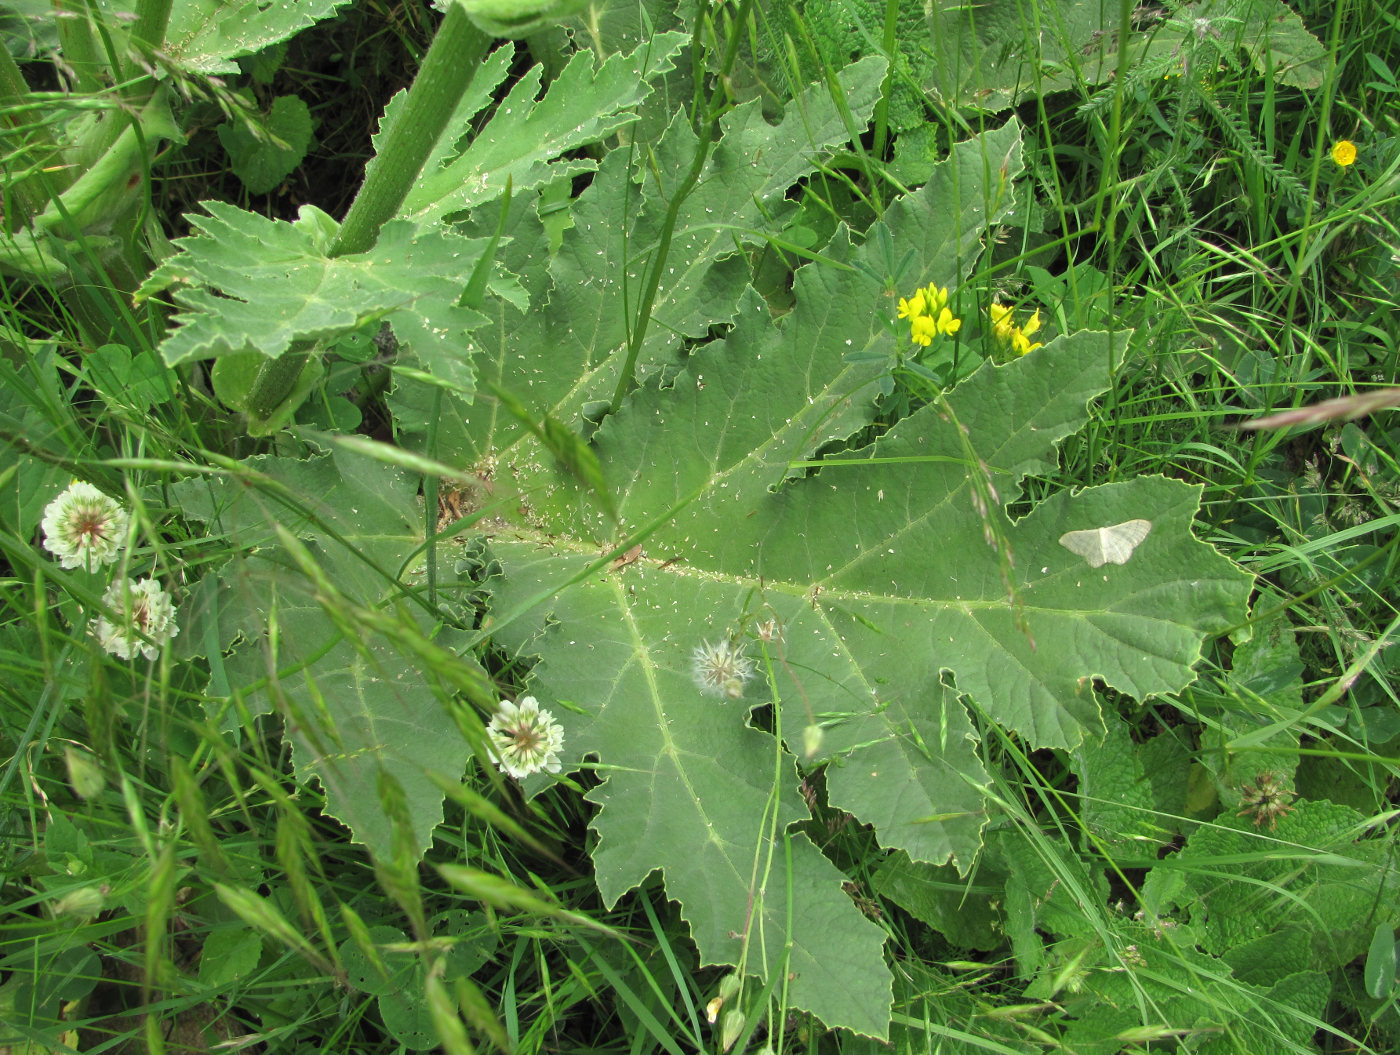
(332, 4), (490, 257)
(0, 46), (56, 224)
(245, 4), (492, 422)
(129, 0), (174, 53)
(34, 87), (176, 234)
(53, 0), (104, 94)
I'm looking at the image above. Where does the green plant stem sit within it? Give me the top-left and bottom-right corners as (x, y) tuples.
(246, 4), (491, 421)
(33, 86), (176, 235)
(0, 46), (59, 225)
(53, 0), (104, 94)
(129, 0), (173, 51)
(331, 3), (491, 257)
(605, 130), (715, 416)
(870, 0), (899, 160)
(1277, 0), (1351, 395)
(244, 343), (314, 422)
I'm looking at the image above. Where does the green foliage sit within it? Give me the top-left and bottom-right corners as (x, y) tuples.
(393, 33), (690, 227)
(138, 204), (492, 388)
(3, 0), (1398, 1050)
(171, 444), (496, 857)
(0, 0), (354, 304)
(216, 94), (314, 195)
(156, 0), (356, 75)
(391, 106), (1246, 1029)
(1146, 800), (1400, 969)
(743, 0), (1328, 118)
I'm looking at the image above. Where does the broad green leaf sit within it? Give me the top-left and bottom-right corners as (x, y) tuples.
(1071, 713), (1167, 855)
(1228, 0), (1329, 89)
(1148, 800), (1400, 969)
(1060, 927), (1329, 1055)
(474, 118), (1250, 1030)
(1137, 728), (1194, 834)
(390, 56), (893, 467)
(1366, 923), (1397, 998)
(217, 94), (314, 196)
(991, 828), (1107, 980)
(173, 448), (476, 859)
(81, 344), (171, 416)
(211, 350), (325, 436)
(548, 55), (889, 392)
(340, 924), (415, 998)
(1191, 591), (1303, 813)
(140, 203), (491, 393)
(459, 0), (589, 38)
(159, 0), (355, 75)
(1222, 927), (1312, 987)
(197, 928), (262, 987)
(871, 852), (1003, 950)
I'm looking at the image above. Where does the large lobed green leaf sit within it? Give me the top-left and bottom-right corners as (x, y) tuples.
(471, 117), (1253, 1032)
(152, 35), (1256, 1029)
(140, 204), (492, 393)
(173, 446), (475, 859)
(157, 0), (354, 76)
(395, 33), (691, 228)
(390, 54), (891, 466)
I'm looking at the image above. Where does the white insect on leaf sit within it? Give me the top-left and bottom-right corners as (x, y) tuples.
(1058, 519), (1153, 568)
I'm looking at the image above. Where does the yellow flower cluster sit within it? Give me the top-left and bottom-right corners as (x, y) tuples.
(1331, 139), (1357, 167)
(990, 301), (1043, 356)
(897, 284), (961, 346)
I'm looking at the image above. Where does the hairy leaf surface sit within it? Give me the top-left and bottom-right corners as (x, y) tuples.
(465, 118), (1252, 1030)
(141, 205), (489, 392)
(160, 0), (355, 75)
(173, 447), (473, 859)
(391, 55), (891, 465)
(395, 33), (690, 228)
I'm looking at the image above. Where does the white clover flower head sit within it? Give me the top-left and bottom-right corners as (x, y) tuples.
(691, 638), (754, 699)
(486, 695), (564, 779)
(41, 481), (130, 570)
(95, 577), (178, 660)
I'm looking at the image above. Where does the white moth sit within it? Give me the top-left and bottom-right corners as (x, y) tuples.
(1058, 519), (1153, 568)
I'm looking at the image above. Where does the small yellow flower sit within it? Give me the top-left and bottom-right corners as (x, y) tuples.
(1012, 309), (1043, 355)
(897, 283), (960, 346)
(989, 301), (1015, 341)
(910, 314), (937, 346)
(897, 291), (927, 319)
(1331, 139), (1357, 167)
(989, 302), (1043, 355)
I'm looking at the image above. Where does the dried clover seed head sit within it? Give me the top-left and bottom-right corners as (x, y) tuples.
(1236, 771), (1296, 830)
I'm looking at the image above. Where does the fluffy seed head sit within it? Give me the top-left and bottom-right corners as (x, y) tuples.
(691, 638), (754, 699)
